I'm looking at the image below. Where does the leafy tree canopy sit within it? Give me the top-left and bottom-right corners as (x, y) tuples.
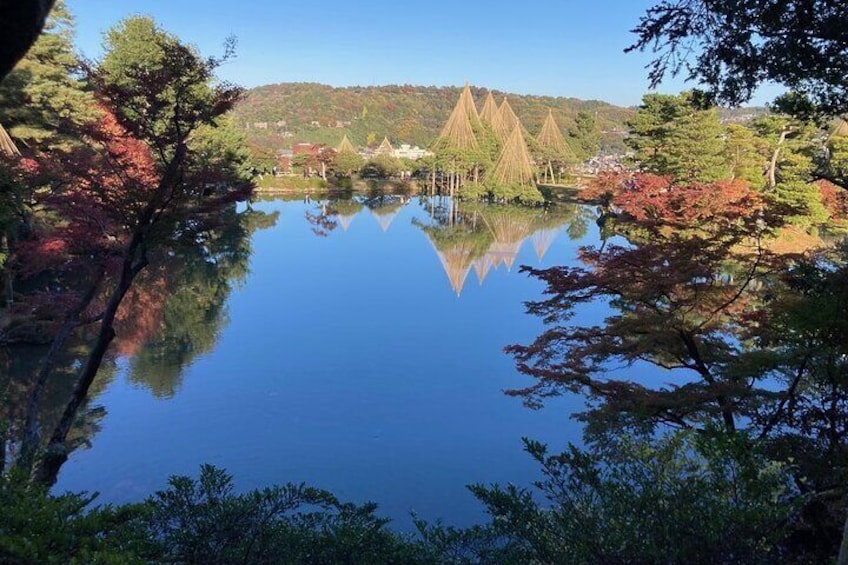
(629, 0), (848, 116)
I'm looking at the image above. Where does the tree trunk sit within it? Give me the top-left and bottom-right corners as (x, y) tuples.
(16, 267), (105, 474)
(1, 233), (12, 306)
(33, 145), (185, 485)
(838, 509), (848, 565)
(768, 128), (789, 190)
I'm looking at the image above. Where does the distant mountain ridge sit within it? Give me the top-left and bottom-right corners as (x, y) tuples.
(231, 82), (636, 163)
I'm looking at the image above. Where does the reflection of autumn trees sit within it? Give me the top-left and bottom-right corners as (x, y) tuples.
(0, 205), (277, 477)
(0, 13), (265, 484)
(125, 206), (278, 398)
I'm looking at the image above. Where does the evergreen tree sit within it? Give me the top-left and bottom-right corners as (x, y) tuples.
(753, 115), (827, 226)
(570, 110), (599, 160)
(626, 92), (730, 183)
(724, 123), (765, 186)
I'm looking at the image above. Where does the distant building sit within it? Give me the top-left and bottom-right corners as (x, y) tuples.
(293, 142), (321, 156)
(253, 122), (268, 129)
(392, 144), (431, 160)
(277, 149), (294, 174)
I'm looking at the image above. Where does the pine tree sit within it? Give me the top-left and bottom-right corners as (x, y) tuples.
(724, 124), (765, 187)
(626, 92), (730, 183)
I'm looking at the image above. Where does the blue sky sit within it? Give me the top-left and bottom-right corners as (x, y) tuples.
(66, 1), (777, 107)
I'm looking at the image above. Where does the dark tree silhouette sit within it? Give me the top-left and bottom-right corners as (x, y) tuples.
(629, 0), (848, 115)
(0, 0), (56, 81)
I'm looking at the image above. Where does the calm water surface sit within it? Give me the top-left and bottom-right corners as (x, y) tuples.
(54, 194), (600, 528)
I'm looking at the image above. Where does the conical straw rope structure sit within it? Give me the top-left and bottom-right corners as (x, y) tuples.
(479, 92), (499, 125)
(492, 126), (536, 187)
(0, 123), (20, 157)
(459, 83), (480, 125)
(537, 110), (575, 158)
(337, 134), (357, 154)
(498, 98), (522, 135)
(434, 95), (479, 151)
(376, 136), (393, 155)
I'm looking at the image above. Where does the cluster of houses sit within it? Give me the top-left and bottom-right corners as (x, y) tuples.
(274, 136), (432, 176)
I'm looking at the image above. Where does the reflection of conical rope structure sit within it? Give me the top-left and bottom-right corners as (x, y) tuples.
(530, 227), (561, 261)
(482, 208), (535, 271)
(492, 126), (537, 187)
(435, 242), (476, 296)
(368, 200), (406, 232)
(376, 136), (394, 156)
(328, 198), (364, 232)
(0, 123), (20, 157)
(420, 216), (493, 295)
(373, 209), (398, 232)
(336, 214), (356, 231)
(472, 252), (497, 285)
(537, 110), (575, 159)
(337, 134), (357, 154)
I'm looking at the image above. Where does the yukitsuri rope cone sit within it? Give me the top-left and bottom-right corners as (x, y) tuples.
(537, 109), (574, 157)
(536, 109), (576, 182)
(458, 82), (480, 126)
(479, 92), (498, 125)
(480, 92), (509, 142)
(492, 125), (536, 187)
(0, 123), (20, 157)
(498, 98), (524, 137)
(337, 134), (357, 154)
(828, 118), (848, 143)
(376, 136), (393, 156)
(434, 95), (479, 152)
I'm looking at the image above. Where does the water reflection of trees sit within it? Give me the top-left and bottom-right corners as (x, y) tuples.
(126, 205), (278, 399)
(0, 345), (117, 476)
(0, 205), (277, 480)
(415, 198), (595, 295)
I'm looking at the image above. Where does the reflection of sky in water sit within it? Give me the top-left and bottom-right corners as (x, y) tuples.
(54, 196), (629, 530)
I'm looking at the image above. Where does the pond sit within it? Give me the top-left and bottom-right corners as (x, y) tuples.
(49, 193), (601, 529)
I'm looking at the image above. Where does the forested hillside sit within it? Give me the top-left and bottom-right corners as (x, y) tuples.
(231, 83), (635, 164)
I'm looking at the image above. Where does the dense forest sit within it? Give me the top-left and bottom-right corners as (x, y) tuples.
(232, 83), (636, 163)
